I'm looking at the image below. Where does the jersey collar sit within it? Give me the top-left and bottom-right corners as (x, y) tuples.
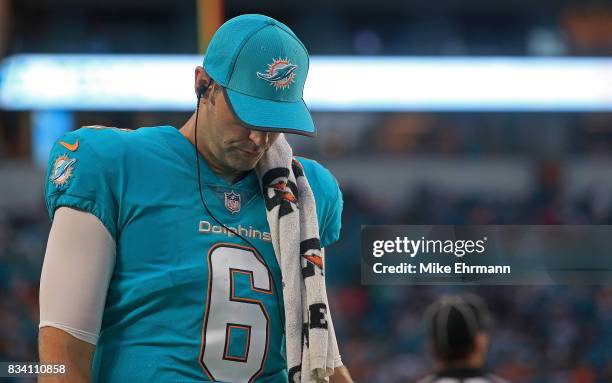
(161, 125), (259, 190)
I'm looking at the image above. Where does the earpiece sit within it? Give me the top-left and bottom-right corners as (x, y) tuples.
(197, 81), (212, 99)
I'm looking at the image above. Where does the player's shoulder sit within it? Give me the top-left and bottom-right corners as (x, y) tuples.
(54, 125), (131, 159)
(54, 125), (173, 160)
(294, 156), (343, 246)
(293, 156), (340, 200)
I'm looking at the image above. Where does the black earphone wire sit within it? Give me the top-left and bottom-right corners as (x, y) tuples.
(194, 83), (286, 333)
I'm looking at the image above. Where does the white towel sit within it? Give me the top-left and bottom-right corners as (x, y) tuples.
(256, 134), (340, 383)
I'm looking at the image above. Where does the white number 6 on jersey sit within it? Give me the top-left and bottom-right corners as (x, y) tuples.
(199, 244), (272, 382)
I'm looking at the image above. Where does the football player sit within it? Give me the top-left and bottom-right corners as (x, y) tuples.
(39, 14), (352, 383)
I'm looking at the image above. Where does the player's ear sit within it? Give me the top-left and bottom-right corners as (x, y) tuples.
(473, 332), (489, 357)
(194, 66), (213, 100)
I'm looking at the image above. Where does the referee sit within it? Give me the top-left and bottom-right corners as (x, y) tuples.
(415, 294), (510, 383)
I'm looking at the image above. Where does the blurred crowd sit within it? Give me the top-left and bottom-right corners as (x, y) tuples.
(289, 112), (612, 159)
(327, 282), (612, 383)
(324, 181), (612, 382)
(0, 202), (47, 366)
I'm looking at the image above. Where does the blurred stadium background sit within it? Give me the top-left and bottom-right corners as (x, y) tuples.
(1, 0), (612, 382)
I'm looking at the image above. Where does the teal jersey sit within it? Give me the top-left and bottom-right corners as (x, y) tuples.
(44, 126), (343, 382)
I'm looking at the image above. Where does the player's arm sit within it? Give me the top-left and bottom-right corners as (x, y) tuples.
(38, 207), (116, 382)
(330, 365), (353, 383)
(38, 327), (94, 382)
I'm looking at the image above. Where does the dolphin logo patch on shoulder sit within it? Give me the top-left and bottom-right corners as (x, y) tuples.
(256, 58), (298, 90)
(50, 154), (77, 187)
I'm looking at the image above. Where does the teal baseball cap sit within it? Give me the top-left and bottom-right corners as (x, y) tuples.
(203, 14), (315, 137)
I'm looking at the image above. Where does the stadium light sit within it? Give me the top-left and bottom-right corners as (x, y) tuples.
(1, 54), (612, 111)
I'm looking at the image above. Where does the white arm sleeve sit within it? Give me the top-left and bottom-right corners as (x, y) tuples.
(39, 206), (116, 345)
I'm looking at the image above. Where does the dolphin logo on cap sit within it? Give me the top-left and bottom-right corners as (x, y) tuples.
(256, 58), (298, 90)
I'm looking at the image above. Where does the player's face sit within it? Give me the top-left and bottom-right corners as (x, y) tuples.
(202, 85), (280, 174)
